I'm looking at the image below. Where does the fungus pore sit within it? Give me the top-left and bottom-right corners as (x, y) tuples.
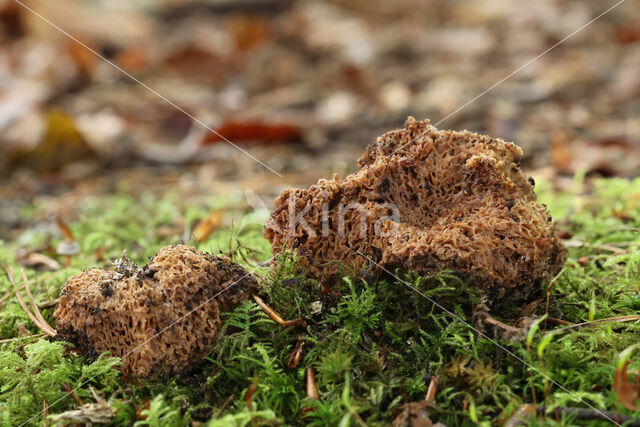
(54, 245), (258, 377)
(264, 118), (566, 302)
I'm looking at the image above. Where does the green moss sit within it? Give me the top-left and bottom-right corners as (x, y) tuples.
(1, 178), (640, 425)
(0, 340), (120, 425)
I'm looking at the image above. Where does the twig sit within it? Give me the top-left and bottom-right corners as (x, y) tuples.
(9, 269), (57, 337)
(0, 292), (10, 309)
(305, 368), (319, 400)
(562, 239), (629, 254)
(287, 340), (305, 369)
(21, 270), (57, 336)
(541, 406), (640, 426)
(0, 333), (46, 344)
(42, 400), (49, 427)
(244, 380), (258, 411)
(554, 314), (640, 332)
(38, 298), (60, 310)
(544, 268), (565, 329)
(253, 295), (307, 328)
(213, 393), (236, 419)
(482, 315), (522, 335)
(352, 411), (368, 427)
(425, 376), (440, 402)
(546, 317), (573, 326)
(506, 404), (640, 426)
(61, 383), (84, 406)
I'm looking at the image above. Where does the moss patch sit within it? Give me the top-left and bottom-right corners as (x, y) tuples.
(1, 178), (640, 425)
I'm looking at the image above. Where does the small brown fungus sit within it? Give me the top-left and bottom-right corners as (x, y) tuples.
(54, 245), (258, 377)
(264, 118), (566, 304)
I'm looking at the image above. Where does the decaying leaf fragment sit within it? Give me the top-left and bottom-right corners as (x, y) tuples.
(613, 343), (640, 410)
(50, 389), (116, 424)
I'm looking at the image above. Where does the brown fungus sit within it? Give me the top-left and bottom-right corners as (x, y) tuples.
(54, 245), (258, 377)
(264, 118), (566, 303)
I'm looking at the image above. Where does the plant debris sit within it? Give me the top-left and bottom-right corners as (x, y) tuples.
(265, 118), (566, 304)
(53, 244), (259, 377)
(614, 344), (640, 411)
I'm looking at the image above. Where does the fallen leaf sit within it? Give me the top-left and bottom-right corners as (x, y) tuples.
(16, 249), (61, 271)
(114, 45), (150, 73)
(0, 2), (25, 38)
(66, 38), (98, 78)
(10, 109), (97, 172)
(612, 209), (633, 222)
(162, 45), (225, 81)
(50, 401), (115, 424)
(192, 209), (224, 242)
(202, 120), (302, 145)
(616, 23), (640, 44)
(227, 13), (271, 52)
(613, 344), (640, 410)
(550, 130), (573, 174)
(392, 401), (445, 427)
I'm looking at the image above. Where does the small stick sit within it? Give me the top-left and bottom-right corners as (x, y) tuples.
(562, 239), (628, 254)
(253, 295), (307, 328)
(554, 314), (640, 332)
(21, 269), (57, 336)
(9, 270), (56, 337)
(287, 340), (305, 369)
(0, 292), (9, 309)
(306, 367), (319, 400)
(38, 298), (60, 310)
(17, 324), (31, 336)
(0, 333), (46, 344)
(541, 406), (640, 426)
(482, 315), (522, 335)
(546, 317), (573, 326)
(42, 400), (49, 427)
(244, 380), (258, 411)
(425, 376), (439, 402)
(213, 393), (236, 418)
(544, 268), (565, 329)
(56, 216), (75, 241)
(61, 382), (84, 406)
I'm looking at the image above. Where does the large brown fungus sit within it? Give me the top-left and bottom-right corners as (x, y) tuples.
(264, 118), (566, 303)
(54, 245), (258, 377)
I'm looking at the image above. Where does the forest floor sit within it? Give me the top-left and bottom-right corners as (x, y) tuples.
(1, 0), (640, 425)
(1, 172), (640, 426)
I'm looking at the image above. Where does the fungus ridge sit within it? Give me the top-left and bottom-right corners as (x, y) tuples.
(54, 245), (258, 377)
(264, 118), (566, 302)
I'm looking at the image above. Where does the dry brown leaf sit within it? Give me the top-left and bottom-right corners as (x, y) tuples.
(65, 38), (98, 78)
(10, 110), (97, 172)
(50, 402), (115, 424)
(192, 209), (224, 243)
(392, 401), (445, 427)
(227, 13), (271, 52)
(550, 130), (573, 174)
(16, 250), (61, 271)
(202, 120), (303, 145)
(613, 359), (640, 410)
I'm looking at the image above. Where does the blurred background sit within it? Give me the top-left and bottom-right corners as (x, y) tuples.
(0, 0), (639, 234)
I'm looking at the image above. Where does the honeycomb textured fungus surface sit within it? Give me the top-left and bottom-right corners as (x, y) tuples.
(54, 245), (258, 377)
(264, 118), (566, 302)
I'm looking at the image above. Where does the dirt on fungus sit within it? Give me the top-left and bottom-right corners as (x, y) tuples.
(54, 245), (258, 377)
(264, 118), (566, 304)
